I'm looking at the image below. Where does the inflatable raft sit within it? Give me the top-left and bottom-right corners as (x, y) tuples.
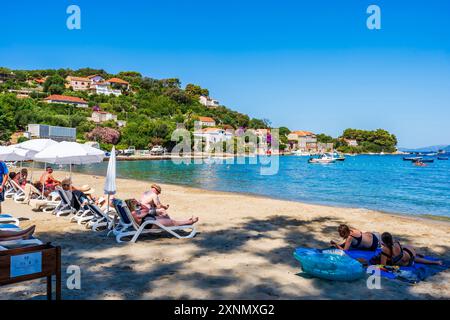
(294, 248), (365, 281)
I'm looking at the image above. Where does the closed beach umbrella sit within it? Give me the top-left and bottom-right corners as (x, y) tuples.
(104, 146), (117, 220)
(104, 146), (117, 195)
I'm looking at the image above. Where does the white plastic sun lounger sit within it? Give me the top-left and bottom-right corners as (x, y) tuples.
(112, 199), (196, 243)
(0, 214), (20, 226)
(9, 180), (27, 203)
(86, 203), (116, 232)
(4, 181), (17, 199)
(54, 188), (77, 217)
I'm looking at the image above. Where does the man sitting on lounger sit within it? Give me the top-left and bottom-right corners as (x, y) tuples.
(133, 184), (199, 227)
(39, 166), (61, 193)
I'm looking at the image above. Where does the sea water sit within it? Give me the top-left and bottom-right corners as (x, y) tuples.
(73, 155), (450, 218)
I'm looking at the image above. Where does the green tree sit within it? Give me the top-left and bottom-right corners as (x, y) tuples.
(43, 74), (66, 94)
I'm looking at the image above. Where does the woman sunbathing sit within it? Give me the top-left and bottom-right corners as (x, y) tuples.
(380, 232), (442, 266)
(130, 184), (199, 227)
(331, 224), (379, 251)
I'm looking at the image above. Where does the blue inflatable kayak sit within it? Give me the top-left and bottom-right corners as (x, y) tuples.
(294, 248), (365, 281)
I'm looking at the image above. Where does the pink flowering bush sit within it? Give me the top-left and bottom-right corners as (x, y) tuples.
(85, 127), (120, 145)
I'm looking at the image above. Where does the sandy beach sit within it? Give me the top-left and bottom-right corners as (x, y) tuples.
(1, 170), (449, 300)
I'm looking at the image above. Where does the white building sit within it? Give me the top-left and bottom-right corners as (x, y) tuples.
(194, 128), (233, 151)
(26, 124), (76, 142)
(199, 96), (220, 108)
(44, 95), (88, 108)
(91, 111), (118, 123)
(91, 83), (122, 96)
(66, 76), (91, 91)
(197, 116), (216, 127)
(344, 139), (358, 146)
(287, 131), (317, 152)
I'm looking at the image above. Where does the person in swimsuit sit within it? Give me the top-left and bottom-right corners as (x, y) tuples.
(39, 166), (61, 192)
(331, 224), (380, 251)
(380, 232), (442, 266)
(133, 184), (199, 227)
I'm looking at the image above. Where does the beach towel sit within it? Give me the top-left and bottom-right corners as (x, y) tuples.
(294, 247), (449, 284)
(345, 249), (450, 284)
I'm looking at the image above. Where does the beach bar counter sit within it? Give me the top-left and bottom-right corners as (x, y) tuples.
(0, 243), (62, 300)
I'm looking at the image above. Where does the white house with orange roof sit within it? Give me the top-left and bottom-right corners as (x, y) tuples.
(287, 130), (317, 152)
(197, 116), (216, 127)
(106, 77), (130, 90)
(44, 94), (88, 108)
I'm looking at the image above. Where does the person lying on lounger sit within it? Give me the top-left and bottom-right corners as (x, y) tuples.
(380, 232), (442, 266)
(330, 224), (380, 251)
(0, 225), (36, 241)
(131, 184), (199, 227)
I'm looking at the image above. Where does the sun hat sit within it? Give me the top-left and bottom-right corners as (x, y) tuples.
(151, 184), (162, 193)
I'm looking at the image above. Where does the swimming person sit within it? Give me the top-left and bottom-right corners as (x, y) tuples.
(136, 183), (199, 227)
(330, 224), (379, 251)
(380, 232), (443, 266)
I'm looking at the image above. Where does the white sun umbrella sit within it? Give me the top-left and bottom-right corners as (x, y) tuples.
(103, 146), (117, 221)
(34, 141), (105, 178)
(17, 139), (58, 156)
(16, 139), (59, 180)
(34, 141), (105, 165)
(0, 145), (31, 162)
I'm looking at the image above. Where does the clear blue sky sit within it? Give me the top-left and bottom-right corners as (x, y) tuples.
(1, 0), (449, 148)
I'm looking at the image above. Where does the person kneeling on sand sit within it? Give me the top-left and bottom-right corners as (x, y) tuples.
(331, 224), (380, 251)
(130, 183), (199, 227)
(380, 232), (442, 266)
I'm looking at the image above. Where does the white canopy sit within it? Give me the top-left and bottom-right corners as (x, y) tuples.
(104, 146), (117, 195)
(17, 139), (58, 153)
(0, 145), (31, 161)
(34, 141), (105, 165)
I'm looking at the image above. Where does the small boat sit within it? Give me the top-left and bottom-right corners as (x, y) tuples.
(418, 159), (434, 163)
(403, 157), (422, 161)
(438, 157), (449, 160)
(331, 152), (346, 161)
(308, 154), (336, 164)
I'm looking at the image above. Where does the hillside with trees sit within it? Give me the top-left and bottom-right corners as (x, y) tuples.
(0, 67), (270, 150)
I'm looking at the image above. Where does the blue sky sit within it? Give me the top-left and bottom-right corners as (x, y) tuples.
(0, 0), (449, 148)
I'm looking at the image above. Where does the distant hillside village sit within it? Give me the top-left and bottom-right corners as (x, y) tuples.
(0, 67), (398, 154)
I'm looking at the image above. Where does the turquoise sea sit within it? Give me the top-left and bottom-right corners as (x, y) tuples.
(73, 155), (450, 218)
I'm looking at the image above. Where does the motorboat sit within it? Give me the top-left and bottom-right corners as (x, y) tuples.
(437, 157), (448, 160)
(403, 156), (422, 161)
(331, 152), (346, 161)
(308, 153), (337, 164)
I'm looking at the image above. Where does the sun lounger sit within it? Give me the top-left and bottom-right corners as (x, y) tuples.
(86, 203), (116, 232)
(53, 187), (77, 217)
(0, 214), (19, 226)
(9, 180), (27, 203)
(112, 199), (196, 243)
(4, 181), (17, 199)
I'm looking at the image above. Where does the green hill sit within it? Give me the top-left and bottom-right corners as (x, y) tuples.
(0, 67), (269, 150)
